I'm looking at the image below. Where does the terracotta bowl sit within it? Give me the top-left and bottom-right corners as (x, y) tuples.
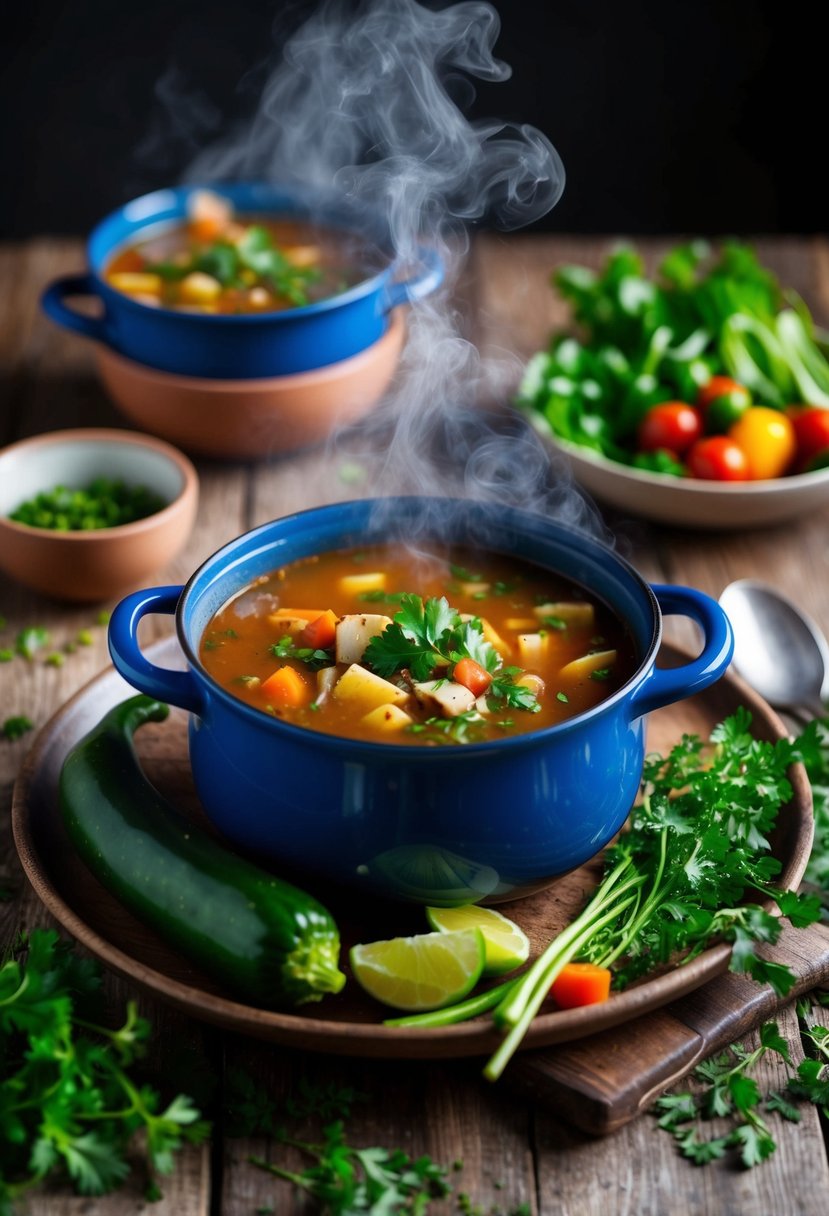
(0, 429), (198, 602)
(95, 309), (406, 459)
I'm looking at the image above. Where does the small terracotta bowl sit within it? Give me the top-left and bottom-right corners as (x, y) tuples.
(95, 309), (406, 459)
(0, 429), (199, 602)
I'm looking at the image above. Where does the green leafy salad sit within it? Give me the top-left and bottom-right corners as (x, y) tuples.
(518, 241), (829, 480)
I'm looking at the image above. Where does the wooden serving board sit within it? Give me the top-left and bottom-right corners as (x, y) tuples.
(11, 639), (816, 1066)
(507, 919), (829, 1134)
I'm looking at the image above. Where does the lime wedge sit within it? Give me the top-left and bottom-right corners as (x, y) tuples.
(350, 928), (485, 1011)
(426, 904), (530, 976)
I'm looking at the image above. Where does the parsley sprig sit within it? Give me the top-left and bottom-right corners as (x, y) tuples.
(269, 635), (334, 671)
(363, 594), (539, 713)
(391, 709), (821, 1079)
(0, 930), (209, 1211)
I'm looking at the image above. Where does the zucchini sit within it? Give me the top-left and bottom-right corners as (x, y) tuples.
(58, 695), (346, 1008)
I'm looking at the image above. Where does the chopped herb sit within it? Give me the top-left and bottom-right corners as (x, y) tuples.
(338, 462), (366, 486)
(0, 649), (12, 663)
(0, 929), (208, 1206)
(96, 610), (111, 626)
(407, 710), (488, 745)
(16, 626), (49, 659)
(269, 635), (333, 671)
(3, 715), (34, 740)
(590, 635), (607, 646)
(203, 639), (221, 650)
(8, 479), (167, 531)
(235, 675), (261, 687)
(556, 691), (569, 703)
(356, 589), (407, 604)
(45, 652), (65, 667)
(472, 591), (489, 601)
(590, 667), (612, 681)
(541, 615), (567, 631)
(76, 629), (93, 647)
(449, 563), (483, 582)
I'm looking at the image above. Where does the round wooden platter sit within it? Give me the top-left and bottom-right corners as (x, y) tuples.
(12, 638), (814, 1060)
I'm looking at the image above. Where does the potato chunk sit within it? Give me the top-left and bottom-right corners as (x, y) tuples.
(338, 572), (387, 596)
(414, 680), (476, 718)
(108, 272), (163, 296)
(558, 649), (617, 681)
(516, 632), (549, 665)
(266, 613), (311, 640)
(534, 601), (595, 630)
(332, 664), (409, 714)
(335, 614), (393, 665)
(361, 703), (413, 733)
(179, 272), (223, 304)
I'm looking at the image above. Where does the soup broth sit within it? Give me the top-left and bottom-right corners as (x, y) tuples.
(104, 190), (381, 314)
(199, 544), (638, 746)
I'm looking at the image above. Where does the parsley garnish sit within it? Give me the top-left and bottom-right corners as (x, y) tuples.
(590, 667), (612, 682)
(3, 715), (34, 740)
(356, 590), (406, 604)
(407, 711), (488, 745)
(363, 595), (539, 714)
(0, 930), (208, 1207)
(15, 626), (49, 660)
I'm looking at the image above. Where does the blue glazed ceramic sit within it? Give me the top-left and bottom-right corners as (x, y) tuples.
(41, 183), (443, 378)
(108, 498), (733, 904)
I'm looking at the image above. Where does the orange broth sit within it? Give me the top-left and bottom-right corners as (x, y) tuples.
(199, 544), (638, 746)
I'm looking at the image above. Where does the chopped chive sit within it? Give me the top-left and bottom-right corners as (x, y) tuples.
(556, 691), (569, 703)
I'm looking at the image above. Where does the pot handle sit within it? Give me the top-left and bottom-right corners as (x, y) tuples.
(628, 584), (734, 719)
(41, 273), (109, 344)
(108, 587), (204, 715)
(383, 246), (444, 311)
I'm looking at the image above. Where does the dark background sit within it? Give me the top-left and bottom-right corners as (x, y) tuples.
(1, 0), (822, 238)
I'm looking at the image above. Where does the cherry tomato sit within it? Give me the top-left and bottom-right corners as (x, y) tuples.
(638, 402), (703, 456)
(788, 406), (829, 470)
(696, 375), (751, 411)
(728, 407), (796, 480)
(686, 436), (750, 482)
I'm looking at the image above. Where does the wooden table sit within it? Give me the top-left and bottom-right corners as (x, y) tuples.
(3, 235), (829, 1215)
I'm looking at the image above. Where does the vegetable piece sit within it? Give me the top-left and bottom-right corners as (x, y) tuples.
(59, 696), (346, 1007)
(360, 703), (413, 733)
(9, 479), (166, 531)
(728, 407), (796, 479)
(516, 632), (549, 665)
(548, 962), (612, 1008)
(686, 436), (750, 481)
(788, 405), (829, 471)
(3, 715), (34, 740)
(413, 679), (477, 718)
(452, 657), (493, 697)
(261, 665), (310, 707)
(300, 609), (338, 650)
(558, 649), (616, 681)
(637, 402), (703, 456)
(15, 626), (49, 659)
(350, 928), (485, 1011)
(697, 375), (752, 432)
(335, 613), (394, 665)
(533, 601), (595, 629)
(338, 571), (387, 596)
(332, 663), (409, 714)
(179, 272), (222, 304)
(107, 272), (163, 296)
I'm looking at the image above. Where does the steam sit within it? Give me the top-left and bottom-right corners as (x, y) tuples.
(181, 0), (604, 537)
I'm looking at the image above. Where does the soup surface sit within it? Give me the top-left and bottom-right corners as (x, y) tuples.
(200, 544), (638, 746)
(104, 190), (381, 314)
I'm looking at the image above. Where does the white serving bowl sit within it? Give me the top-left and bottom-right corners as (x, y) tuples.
(542, 432), (829, 530)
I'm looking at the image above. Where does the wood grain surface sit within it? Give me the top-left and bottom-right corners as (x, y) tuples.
(3, 234), (829, 1214)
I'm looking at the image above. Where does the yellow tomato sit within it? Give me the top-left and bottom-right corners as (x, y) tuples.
(728, 407), (796, 480)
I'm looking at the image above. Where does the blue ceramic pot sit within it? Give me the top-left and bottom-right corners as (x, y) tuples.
(108, 498), (733, 904)
(41, 183), (443, 379)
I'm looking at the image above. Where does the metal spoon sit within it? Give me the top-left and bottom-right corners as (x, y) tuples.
(719, 579), (829, 722)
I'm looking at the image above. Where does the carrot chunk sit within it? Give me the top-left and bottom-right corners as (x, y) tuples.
(260, 665), (310, 707)
(301, 609), (338, 651)
(452, 657), (492, 698)
(549, 962), (611, 1009)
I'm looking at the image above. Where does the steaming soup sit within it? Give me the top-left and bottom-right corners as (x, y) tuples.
(200, 544), (638, 746)
(104, 190), (380, 314)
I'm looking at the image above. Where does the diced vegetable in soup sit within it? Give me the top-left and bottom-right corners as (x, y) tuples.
(200, 545), (638, 746)
(104, 190), (379, 314)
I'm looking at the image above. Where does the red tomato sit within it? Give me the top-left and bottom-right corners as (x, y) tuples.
(638, 402), (703, 456)
(788, 406), (829, 470)
(728, 407), (796, 480)
(696, 375), (751, 411)
(686, 436), (750, 481)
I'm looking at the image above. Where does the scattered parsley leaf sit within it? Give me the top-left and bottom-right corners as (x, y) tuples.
(15, 626), (49, 659)
(3, 715), (34, 741)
